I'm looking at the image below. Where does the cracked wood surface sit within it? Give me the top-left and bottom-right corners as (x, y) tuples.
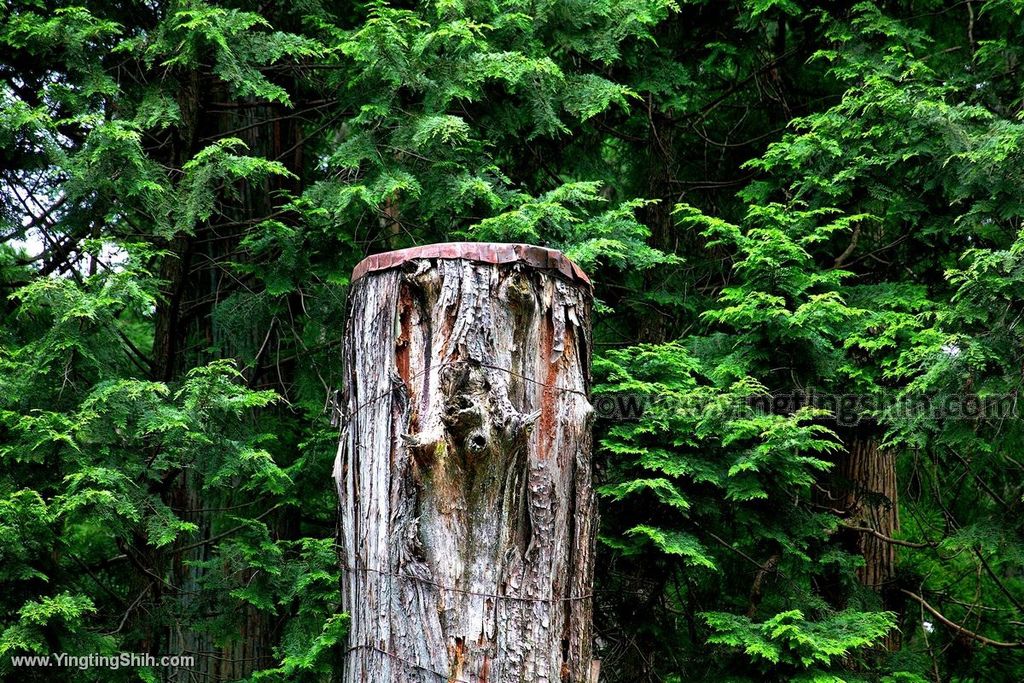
(335, 249), (596, 683)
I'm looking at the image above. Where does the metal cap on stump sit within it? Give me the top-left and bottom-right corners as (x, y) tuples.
(335, 243), (597, 682)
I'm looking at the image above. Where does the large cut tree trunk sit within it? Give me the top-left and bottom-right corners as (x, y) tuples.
(335, 243), (598, 683)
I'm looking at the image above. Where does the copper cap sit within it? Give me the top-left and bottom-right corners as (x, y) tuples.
(350, 242), (591, 288)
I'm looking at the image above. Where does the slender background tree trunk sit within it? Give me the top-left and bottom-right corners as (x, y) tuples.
(822, 433), (901, 652)
(156, 82), (306, 679)
(841, 437), (899, 593)
(842, 436), (901, 651)
(336, 244), (598, 682)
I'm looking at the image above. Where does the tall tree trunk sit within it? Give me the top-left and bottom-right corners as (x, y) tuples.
(834, 434), (901, 650)
(155, 82), (303, 679)
(335, 244), (598, 683)
(841, 437), (899, 592)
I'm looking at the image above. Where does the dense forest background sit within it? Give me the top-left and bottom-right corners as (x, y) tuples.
(3, 0), (1024, 681)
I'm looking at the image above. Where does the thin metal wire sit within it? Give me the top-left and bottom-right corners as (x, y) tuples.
(344, 644), (471, 682)
(331, 358), (588, 425)
(336, 561), (592, 676)
(336, 558), (594, 604)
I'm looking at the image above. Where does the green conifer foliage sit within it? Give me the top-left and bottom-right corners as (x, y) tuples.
(3, 1), (1024, 681)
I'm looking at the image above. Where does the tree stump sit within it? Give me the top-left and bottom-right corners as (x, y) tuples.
(331, 244), (598, 683)
(335, 243), (597, 683)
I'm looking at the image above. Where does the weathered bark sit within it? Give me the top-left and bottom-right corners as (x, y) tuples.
(335, 244), (597, 682)
(834, 435), (901, 651)
(840, 437), (899, 592)
(157, 85), (303, 679)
